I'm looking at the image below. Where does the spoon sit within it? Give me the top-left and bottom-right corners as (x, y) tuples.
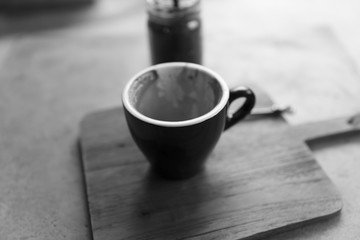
(250, 104), (293, 117)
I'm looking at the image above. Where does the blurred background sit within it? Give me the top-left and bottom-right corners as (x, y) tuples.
(1, 0), (359, 122)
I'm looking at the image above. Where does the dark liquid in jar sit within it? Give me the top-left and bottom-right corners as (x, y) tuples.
(148, 17), (202, 64)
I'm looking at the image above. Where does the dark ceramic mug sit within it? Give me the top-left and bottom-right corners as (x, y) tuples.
(122, 62), (255, 179)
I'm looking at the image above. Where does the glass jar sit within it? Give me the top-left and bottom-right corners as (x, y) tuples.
(146, 0), (202, 65)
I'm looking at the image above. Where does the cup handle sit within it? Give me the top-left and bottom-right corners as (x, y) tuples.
(224, 86), (256, 130)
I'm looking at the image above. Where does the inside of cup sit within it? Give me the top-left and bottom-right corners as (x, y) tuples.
(128, 65), (223, 122)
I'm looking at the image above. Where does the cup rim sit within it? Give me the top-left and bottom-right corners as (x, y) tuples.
(122, 62), (229, 127)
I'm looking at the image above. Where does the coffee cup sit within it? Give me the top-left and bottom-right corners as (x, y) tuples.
(122, 62), (255, 179)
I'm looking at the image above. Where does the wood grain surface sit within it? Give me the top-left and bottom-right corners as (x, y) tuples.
(79, 89), (349, 240)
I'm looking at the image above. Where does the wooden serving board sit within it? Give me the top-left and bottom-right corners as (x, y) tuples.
(79, 88), (359, 240)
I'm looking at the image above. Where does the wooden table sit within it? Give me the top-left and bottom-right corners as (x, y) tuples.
(0, 0), (359, 239)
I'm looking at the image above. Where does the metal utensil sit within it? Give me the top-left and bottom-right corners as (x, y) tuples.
(250, 104), (293, 117)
